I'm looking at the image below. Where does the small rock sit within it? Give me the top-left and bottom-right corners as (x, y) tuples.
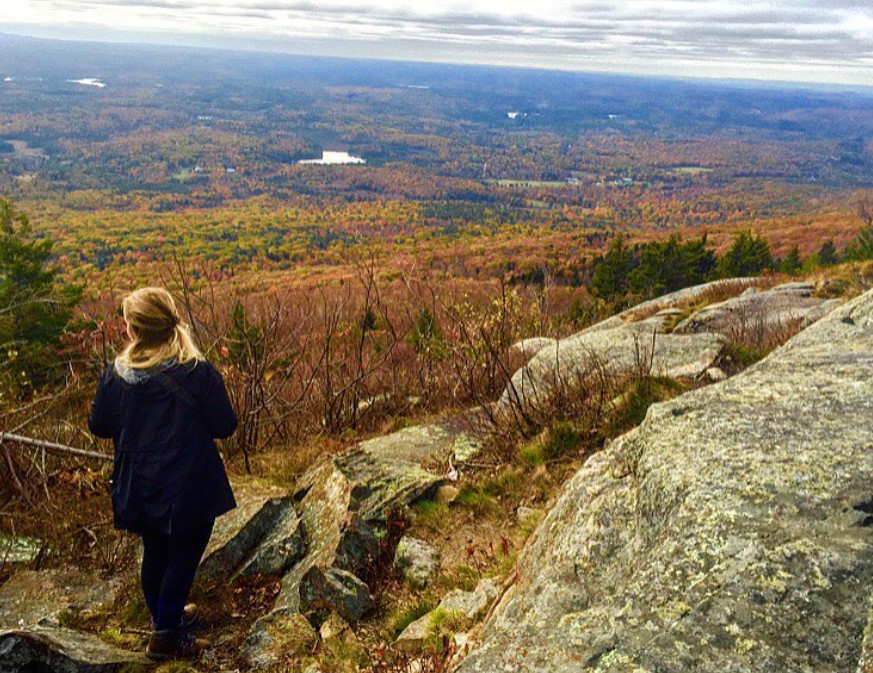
(394, 537), (441, 588)
(238, 609), (316, 670)
(441, 579), (499, 621)
(300, 567), (375, 622)
(394, 612), (433, 651)
(705, 367), (728, 382)
(396, 578), (499, 650)
(434, 485), (460, 505)
(319, 613), (350, 641)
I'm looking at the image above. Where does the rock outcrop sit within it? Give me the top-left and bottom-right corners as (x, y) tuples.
(508, 337), (559, 369)
(0, 627), (146, 672)
(241, 411), (486, 668)
(502, 323), (724, 412)
(0, 570), (121, 629)
(674, 280), (840, 337)
(502, 279), (843, 415)
(458, 288), (873, 672)
(585, 277), (762, 333)
(197, 480), (306, 584)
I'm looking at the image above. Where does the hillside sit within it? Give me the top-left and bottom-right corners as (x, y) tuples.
(2, 274), (871, 671)
(2, 35), (872, 292)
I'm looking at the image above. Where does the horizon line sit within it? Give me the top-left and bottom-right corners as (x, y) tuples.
(2, 25), (872, 95)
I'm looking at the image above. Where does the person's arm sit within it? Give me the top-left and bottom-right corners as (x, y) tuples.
(200, 362), (238, 439)
(88, 366), (115, 439)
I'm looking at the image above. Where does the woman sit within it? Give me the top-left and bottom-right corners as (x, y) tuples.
(88, 287), (237, 661)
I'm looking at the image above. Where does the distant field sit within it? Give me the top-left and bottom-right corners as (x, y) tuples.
(8, 140), (47, 159)
(671, 166), (714, 175)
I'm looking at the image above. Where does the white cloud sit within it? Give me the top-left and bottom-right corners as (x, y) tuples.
(4, 0), (873, 84)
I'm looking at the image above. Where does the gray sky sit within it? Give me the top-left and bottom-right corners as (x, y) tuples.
(5, 0), (873, 85)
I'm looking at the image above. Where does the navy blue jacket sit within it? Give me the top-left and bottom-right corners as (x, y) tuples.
(88, 359), (237, 535)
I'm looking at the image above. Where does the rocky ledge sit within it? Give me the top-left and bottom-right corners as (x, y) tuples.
(458, 288), (873, 672)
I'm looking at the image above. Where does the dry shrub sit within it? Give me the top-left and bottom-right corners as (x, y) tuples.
(723, 308), (806, 369)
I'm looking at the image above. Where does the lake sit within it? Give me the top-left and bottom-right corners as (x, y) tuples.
(67, 78), (106, 88)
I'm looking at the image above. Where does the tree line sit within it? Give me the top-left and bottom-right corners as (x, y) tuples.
(589, 222), (864, 306)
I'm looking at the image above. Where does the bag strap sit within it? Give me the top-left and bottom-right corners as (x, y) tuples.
(149, 369), (199, 409)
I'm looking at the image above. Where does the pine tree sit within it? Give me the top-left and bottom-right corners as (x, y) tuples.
(845, 226), (873, 262)
(0, 199), (81, 390)
(780, 245), (802, 276)
(591, 234), (635, 300)
(628, 234), (715, 299)
(409, 306), (445, 358)
(716, 232), (773, 278)
(846, 196), (873, 261)
(817, 239), (838, 267)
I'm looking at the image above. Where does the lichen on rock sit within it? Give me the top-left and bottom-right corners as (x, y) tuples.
(458, 287), (873, 672)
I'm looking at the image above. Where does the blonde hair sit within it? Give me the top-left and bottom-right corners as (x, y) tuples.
(118, 287), (203, 370)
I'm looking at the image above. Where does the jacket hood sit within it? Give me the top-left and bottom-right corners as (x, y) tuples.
(114, 357), (177, 385)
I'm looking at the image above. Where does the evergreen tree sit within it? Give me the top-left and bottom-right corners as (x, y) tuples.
(409, 306), (445, 358)
(816, 239), (838, 267)
(0, 199), (81, 390)
(591, 234), (635, 300)
(845, 196), (873, 261)
(780, 245), (802, 276)
(628, 234), (715, 299)
(716, 232), (773, 278)
(845, 225), (873, 262)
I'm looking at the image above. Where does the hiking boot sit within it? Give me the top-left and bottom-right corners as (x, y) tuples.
(150, 603), (199, 631)
(146, 629), (208, 661)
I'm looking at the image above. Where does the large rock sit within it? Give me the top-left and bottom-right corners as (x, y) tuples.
(586, 278), (763, 333)
(237, 501), (306, 578)
(197, 480), (306, 584)
(458, 288), (873, 672)
(299, 567), (375, 622)
(674, 281), (840, 337)
(509, 338), (559, 369)
(0, 570), (121, 628)
(0, 627), (146, 672)
(502, 323), (724, 412)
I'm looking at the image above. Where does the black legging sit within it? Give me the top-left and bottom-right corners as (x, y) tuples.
(140, 520), (214, 631)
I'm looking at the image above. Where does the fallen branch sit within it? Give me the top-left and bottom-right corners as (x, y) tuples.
(0, 432), (111, 462)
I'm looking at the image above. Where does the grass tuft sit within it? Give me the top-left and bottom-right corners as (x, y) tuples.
(387, 597), (438, 639)
(412, 500), (450, 530)
(539, 421), (581, 460)
(454, 486), (497, 512)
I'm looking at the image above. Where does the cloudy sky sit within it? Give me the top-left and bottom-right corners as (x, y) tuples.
(5, 0), (873, 85)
